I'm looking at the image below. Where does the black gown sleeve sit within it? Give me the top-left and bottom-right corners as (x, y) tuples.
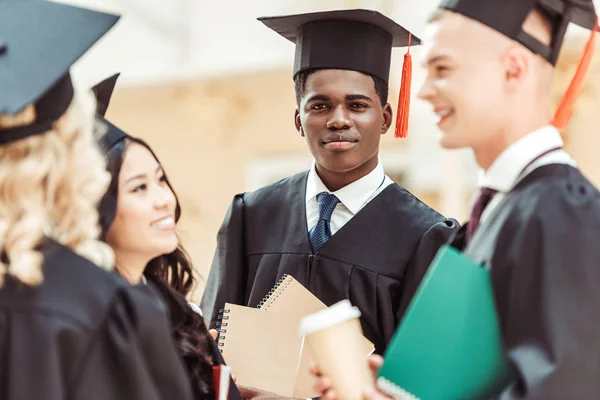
(70, 285), (193, 400)
(201, 194), (248, 329)
(396, 218), (460, 325)
(491, 188), (600, 399)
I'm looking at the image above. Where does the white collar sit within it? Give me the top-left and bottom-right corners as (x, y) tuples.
(478, 125), (565, 192)
(305, 160), (386, 215)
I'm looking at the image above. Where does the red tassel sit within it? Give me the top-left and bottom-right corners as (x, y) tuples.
(551, 18), (599, 130)
(395, 33), (413, 139)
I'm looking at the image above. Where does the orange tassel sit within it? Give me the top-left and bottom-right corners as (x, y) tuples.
(551, 18), (599, 130)
(395, 33), (412, 138)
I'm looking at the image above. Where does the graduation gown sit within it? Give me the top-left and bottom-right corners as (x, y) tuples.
(0, 239), (193, 400)
(452, 164), (600, 399)
(202, 172), (459, 353)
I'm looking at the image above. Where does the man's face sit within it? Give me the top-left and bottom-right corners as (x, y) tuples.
(418, 12), (508, 150)
(295, 69), (391, 174)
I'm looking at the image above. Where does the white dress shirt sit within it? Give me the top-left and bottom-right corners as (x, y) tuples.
(477, 125), (577, 224)
(305, 160), (394, 235)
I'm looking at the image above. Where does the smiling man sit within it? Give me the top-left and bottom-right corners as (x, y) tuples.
(201, 9), (458, 354)
(416, 0), (600, 398)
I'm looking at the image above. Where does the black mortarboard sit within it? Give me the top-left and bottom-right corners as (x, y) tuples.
(258, 9), (419, 84)
(0, 0), (119, 144)
(91, 73), (130, 152)
(439, 0), (597, 65)
(92, 73), (120, 118)
(259, 9), (420, 138)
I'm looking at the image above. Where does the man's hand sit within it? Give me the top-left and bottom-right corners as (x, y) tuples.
(311, 355), (397, 400)
(237, 385), (288, 400)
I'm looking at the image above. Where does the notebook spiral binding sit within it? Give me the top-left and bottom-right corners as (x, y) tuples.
(376, 377), (420, 400)
(256, 274), (292, 309)
(216, 308), (230, 354)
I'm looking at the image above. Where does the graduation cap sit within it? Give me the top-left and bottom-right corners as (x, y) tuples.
(259, 9), (420, 138)
(91, 73), (130, 152)
(0, 0), (119, 145)
(438, 0), (599, 129)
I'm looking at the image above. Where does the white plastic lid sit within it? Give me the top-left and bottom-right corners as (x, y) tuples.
(299, 299), (362, 335)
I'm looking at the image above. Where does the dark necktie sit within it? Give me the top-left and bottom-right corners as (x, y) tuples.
(465, 187), (497, 244)
(309, 192), (340, 253)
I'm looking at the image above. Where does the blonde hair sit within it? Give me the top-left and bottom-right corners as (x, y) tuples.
(0, 88), (114, 286)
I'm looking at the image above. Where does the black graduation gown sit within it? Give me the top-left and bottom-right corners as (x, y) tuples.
(451, 164), (600, 399)
(201, 171), (459, 353)
(0, 239), (193, 400)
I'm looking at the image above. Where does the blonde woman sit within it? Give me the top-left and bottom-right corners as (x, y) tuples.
(0, 2), (192, 400)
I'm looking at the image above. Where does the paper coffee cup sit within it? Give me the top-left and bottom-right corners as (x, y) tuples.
(299, 300), (373, 400)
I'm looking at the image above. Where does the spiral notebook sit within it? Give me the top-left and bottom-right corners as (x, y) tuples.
(259, 275), (375, 395)
(218, 303), (304, 396)
(217, 275), (374, 398)
(257, 274), (328, 314)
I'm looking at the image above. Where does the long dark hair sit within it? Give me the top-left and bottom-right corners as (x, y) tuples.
(98, 137), (216, 398)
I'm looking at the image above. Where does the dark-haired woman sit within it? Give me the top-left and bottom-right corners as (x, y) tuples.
(94, 76), (241, 398)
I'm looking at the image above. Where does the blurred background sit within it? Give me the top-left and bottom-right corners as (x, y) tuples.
(60, 0), (600, 301)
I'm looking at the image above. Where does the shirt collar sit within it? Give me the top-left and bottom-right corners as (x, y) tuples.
(478, 125), (564, 192)
(305, 160), (386, 215)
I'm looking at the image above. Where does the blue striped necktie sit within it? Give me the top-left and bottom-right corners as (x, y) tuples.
(309, 192), (340, 253)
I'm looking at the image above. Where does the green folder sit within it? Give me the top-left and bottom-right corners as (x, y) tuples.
(377, 245), (514, 400)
